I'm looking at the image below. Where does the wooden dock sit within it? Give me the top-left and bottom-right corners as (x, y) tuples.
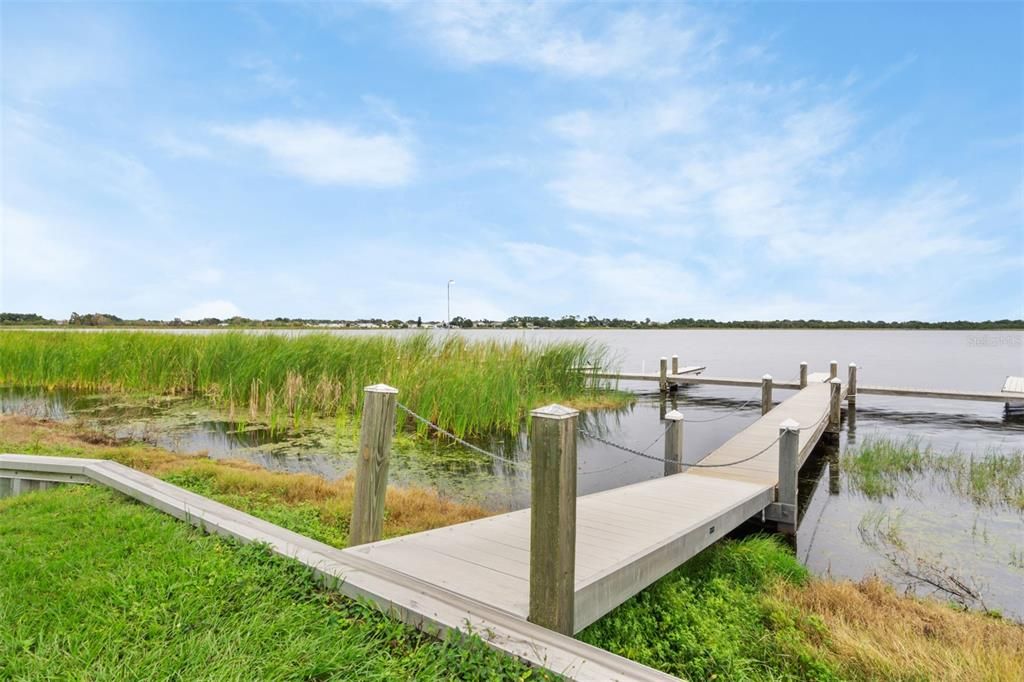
(347, 376), (838, 633)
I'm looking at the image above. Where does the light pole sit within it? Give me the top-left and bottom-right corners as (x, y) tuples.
(447, 279), (455, 327)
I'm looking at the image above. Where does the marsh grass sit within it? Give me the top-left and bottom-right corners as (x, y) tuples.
(0, 485), (546, 680)
(0, 330), (625, 437)
(0, 415), (489, 543)
(843, 436), (1024, 510)
(582, 535), (1024, 681)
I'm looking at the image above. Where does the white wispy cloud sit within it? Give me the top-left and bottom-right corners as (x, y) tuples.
(153, 132), (212, 159)
(235, 54), (296, 92)
(385, 1), (709, 78)
(213, 119), (415, 187)
(0, 205), (90, 286)
(179, 300), (242, 321)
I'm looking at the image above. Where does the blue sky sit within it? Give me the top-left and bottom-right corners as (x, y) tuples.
(2, 1), (1022, 322)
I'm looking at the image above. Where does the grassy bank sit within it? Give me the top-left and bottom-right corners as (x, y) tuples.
(0, 330), (625, 437)
(5, 417), (1024, 680)
(581, 536), (1024, 681)
(0, 485), (543, 680)
(843, 437), (1024, 510)
(0, 416), (489, 544)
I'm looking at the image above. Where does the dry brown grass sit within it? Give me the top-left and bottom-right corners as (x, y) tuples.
(775, 576), (1024, 681)
(0, 415), (489, 539)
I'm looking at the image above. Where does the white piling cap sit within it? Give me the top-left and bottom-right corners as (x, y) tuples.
(830, 377), (842, 384)
(531, 403), (579, 420)
(364, 383), (399, 394)
(665, 410), (684, 421)
(779, 418), (800, 431)
(762, 374), (772, 381)
(849, 362), (857, 367)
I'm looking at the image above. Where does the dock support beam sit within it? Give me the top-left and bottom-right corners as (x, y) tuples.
(799, 362), (808, 388)
(765, 419), (799, 534)
(349, 383), (399, 547)
(529, 404), (578, 635)
(659, 357), (668, 393)
(761, 374), (773, 415)
(847, 363), (857, 404)
(664, 410), (684, 475)
(829, 360), (838, 380)
(671, 355), (679, 375)
(827, 378), (842, 439)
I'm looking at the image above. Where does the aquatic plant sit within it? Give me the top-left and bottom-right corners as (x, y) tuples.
(0, 331), (623, 437)
(843, 436), (1024, 510)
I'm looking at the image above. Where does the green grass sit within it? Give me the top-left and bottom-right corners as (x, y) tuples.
(0, 485), (547, 680)
(0, 330), (623, 437)
(579, 535), (840, 681)
(843, 437), (1024, 510)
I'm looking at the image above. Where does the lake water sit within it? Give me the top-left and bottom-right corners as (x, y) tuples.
(5, 328), (1023, 618)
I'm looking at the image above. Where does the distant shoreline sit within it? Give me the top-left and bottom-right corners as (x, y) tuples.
(3, 325), (1023, 332)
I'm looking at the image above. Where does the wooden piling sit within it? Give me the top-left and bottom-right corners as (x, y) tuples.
(659, 357), (668, 393)
(671, 355), (679, 375)
(529, 403), (578, 635)
(847, 362), (857, 403)
(799, 362), (808, 388)
(349, 384), (399, 547)
(761, 374), (773, 415)
(664, 410), (684, 476)
(827, 378), (841, 436)
(776, 418), (800, 534)
(829, 360), (838, 380)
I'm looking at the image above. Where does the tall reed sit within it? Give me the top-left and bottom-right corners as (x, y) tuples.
(0, 331), (616, 436)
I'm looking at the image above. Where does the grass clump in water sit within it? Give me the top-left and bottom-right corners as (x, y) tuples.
(0, 330), (626, 437)
(844, 436), (1024, 510)
(0, 485), (548, 680)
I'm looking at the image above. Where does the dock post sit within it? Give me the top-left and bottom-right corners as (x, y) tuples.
(671, 355), (679, 375)
(847, 363), (857, 404)
(529, 403), (578, 635)
(349, 383), (399, 547)
(799, 362), (808, 388)
(829, 360), (838, 380)
(664, 410), (684, 475)
(659, 357), (668, 393)
(827, 378), (842, 438)
(761, 374), (773, 415)
(776, 418), (800, 535)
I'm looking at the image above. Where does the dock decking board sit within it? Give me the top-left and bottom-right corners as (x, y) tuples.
(349, 379), (837, 633)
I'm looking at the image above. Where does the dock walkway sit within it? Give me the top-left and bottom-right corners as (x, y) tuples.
(348, 377), (836, 632)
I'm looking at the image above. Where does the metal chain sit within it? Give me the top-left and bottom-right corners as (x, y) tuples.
(577, 423), (672, 476)
(396, 402), (530, 470)
(578, 394), (834, 469)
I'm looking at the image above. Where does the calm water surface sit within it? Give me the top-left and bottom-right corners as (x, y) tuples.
(6, 329), (1023, 617)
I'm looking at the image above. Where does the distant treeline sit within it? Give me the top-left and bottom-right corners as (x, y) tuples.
(2, 311), (1021, 330)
